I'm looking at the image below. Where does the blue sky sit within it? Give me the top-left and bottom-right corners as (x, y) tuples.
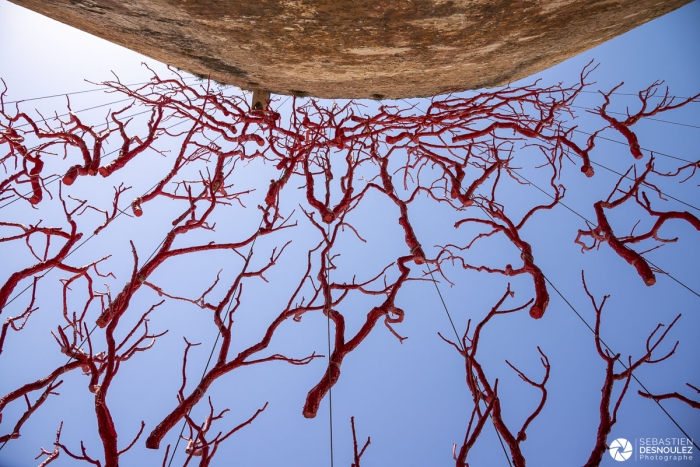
(0, 1), (699, 466)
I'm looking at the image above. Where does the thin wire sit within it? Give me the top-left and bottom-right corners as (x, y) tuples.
(541, 276), (700, 452)
(422, 108), (699, 450)
(510, 168), (700, 299)
(246, 91), (336, 465)
(0, 112), (194, 311)
(165, 208), (265, 467)
(572, 127), (695, 164)
(586, 158), (700, 213)
(0, 99), (154, 212)
(478, 114), (700, 214)
(0, 108), (168, 212)
(392, 97), (512, 465)
(0, 89), (273, 457)
(396, 96), (696, 165)
(165, 95), (292, 465)
(1, 89), (272, 212)
(469, 191), (700, 451)
(1, 87), (264, 332)
(515, 94), (700, 439)
(11, 97), (134, 130)
(325, 223), (335, 467)
(410, 91), (700, 463)
(578, 90), (696, 100)
(0, 116), (195, 452)
(0, 321), (102, 452)
(570, 105), (700, 130)
(2, 77), (198, 105)
(401, 94), (698, 460)
(427, 269), (514, 467)
(0, 86), (231, 400)
(1, 76), (223, 211)
(3, 96), (241, 459)
(464, 162), (699, 448)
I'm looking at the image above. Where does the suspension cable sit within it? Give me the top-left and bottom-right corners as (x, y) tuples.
(427, 268), (515, 467)
(325, 222), (335, 467)
(470, 175), (700, 451)
(164, 95), (292, 465)
(1, 91), (288, 463)
(570, 105), (700, 130)
(2, 77), (198, 105)
(510, 167), (700, 299)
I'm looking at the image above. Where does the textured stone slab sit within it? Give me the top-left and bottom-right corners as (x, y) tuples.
(9, 0), (690, 99)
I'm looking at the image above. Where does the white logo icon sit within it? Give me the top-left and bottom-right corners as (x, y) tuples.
(609, 438), (633, 461)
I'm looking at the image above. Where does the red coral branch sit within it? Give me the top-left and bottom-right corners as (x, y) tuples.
(350, 416), (371, 467)
(639, 383), (700, 410)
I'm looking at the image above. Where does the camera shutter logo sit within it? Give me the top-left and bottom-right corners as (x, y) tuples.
(609, 438), (633, 461)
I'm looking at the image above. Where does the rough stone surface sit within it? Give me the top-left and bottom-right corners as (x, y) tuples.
(10, 0), (690, 99)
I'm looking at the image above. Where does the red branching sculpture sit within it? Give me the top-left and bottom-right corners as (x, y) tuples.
(0, 63), (698, 466)
(444, 275), (681, 467)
